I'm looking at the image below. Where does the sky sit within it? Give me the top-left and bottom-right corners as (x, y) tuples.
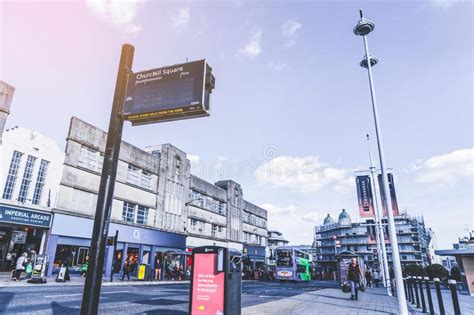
(0, 0), (472, 249)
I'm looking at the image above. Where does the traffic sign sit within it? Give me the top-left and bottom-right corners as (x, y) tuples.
(123, 59), (215, 125)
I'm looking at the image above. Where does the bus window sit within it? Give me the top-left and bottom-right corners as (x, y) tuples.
(276, 250), (293, 267)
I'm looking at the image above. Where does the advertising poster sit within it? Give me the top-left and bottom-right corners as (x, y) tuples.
(355, 175), (375, 217)
(338, 258), (352, 284)
(191, 253), (225, 315)
(377, 173), (400, 216)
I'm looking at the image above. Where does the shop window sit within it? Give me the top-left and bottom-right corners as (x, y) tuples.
(32, 159), (49, 205)
(18, 155), (37, 202)
(2, 151), (23, 199)
(54, 245), (90, 269)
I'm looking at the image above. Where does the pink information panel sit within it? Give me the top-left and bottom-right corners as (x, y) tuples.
(191, 253), (225, 315)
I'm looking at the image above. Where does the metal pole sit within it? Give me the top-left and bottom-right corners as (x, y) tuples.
(448, 279), (461, 315)
(367, 134), (391, 293)
(424, 277), (435, 315)
(110, 230), (119, 282)
(418, 276), (427, 313)
(360, 28), (407, 314)
(434, 278), (445, 315)
(80, 44), (134, 315)
(414, 277), (420, 308)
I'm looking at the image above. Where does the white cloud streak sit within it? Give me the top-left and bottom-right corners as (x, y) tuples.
(170, 7), (190, 29)
(254, 156), (348, 193)
(281, 19), (302, 48)
(238, 29), (262, 59)
(411, 148), (473, 184)
(86, 0), (145, 34)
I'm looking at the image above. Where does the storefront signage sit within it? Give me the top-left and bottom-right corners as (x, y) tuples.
(0, 205), (52, 228)
(190, 248), (225, 315)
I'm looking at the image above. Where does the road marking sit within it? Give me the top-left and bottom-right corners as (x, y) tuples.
(44, 293), (82, 298)
(101, 291), (129, 294)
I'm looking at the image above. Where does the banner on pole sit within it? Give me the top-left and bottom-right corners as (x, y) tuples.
(377, 173), (400, 216)
(356, 175), (375, 217)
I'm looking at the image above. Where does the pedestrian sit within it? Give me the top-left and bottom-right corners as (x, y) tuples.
(154, 258), (162, 280)
(5, 252), (13, 271)
(346, 257), (363, 301)
(121, 259), (131, 281)
(373, 270), (380, 287)
(14, 252), (28, 282)
(365, 269), (372, 288)
(81, 256), (89, 278)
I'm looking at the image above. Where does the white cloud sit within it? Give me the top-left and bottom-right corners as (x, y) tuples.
(254, 156), (348, 193)
(86, 0), (145, 34)
(281, 19), (302, 48)
(411, 148), (473, 184)
(260, 203), (297, 215)
(302, 212), (325, 223)
(238, 29), (262, 59)
(267, 61), (289, 72)
(430, 0), (462, 8)
(187, 154), (200, 164)
(170, 7), (190, 29)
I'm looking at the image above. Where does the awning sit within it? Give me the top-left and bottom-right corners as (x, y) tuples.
(164, 249), (191, 256)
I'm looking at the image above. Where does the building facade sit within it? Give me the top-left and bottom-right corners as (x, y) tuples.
(0, 126), (64, 269)
(266, 230), (289, 265)
(43, 117), (267, 277)
(314, 209), (432, 278)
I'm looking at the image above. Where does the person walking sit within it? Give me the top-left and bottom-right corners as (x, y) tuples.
(81, 256), (89, 278)
(346, 258), (363, 301)
(372, 269), (380, 288)
(121, 259), (131, 281)
(365, 269), (372, 288)
(5, 252), (13, 271)
(14, 253), (28, 282)
(154, 257), (162, 281)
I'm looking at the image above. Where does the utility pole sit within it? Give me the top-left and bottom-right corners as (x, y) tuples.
(81, 44), (134, 315)
(353, 10), (408, 314)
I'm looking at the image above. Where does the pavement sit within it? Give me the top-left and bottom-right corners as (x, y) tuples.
(1, 277), (473, 314)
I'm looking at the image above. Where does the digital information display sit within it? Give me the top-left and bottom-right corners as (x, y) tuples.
(191, 253), (225, 315)
(123, 59), (213, 125)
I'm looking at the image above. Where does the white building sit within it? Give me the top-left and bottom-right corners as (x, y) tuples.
(267, 230), (289, 265)
(0, 126), (64, 263)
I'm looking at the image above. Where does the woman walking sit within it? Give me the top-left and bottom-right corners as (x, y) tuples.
(14, 253), (28, 282)
(346, 258), (363, 300)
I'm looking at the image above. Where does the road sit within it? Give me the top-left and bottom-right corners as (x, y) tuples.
(0, 280), (336, 314)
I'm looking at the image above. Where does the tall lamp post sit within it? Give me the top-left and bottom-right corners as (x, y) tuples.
(353, 10), (408, 314)
(367, 134), (391, 294)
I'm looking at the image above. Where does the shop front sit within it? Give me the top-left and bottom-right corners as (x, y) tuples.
(0, 204), (52, 271)
(243, 244), (266, 279)
(46, 213), (186, 279)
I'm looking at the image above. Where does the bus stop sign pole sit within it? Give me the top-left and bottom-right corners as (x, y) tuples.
(81, 44), (134, 315)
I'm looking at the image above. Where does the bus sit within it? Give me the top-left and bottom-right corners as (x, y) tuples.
(275, 246), (311, 282)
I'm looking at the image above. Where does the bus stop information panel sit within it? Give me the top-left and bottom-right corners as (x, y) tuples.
(123, 59), (213, 125)
(190, 247), (225, 315)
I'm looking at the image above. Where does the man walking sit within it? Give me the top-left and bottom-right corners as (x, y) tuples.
(373, 269), (380, 287)
(14, 253), (28, 282)
(121, 259), (131, 281)
(346, 258), (363, 300)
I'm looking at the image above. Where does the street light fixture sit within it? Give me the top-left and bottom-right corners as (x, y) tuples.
(353, 9), (408, 314)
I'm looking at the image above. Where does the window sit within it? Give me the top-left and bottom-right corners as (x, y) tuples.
(78, 146), (103, 172)
(122, 201), (149, 225)
(2, 151), (23, 199)
(18, 155), (37, 202)
(122, 202), (135, 223)
(136, 205), (148, 225)
(211, 224), (218, 237)
(32, 160), (49, 205)
(190, 218), (197, 227)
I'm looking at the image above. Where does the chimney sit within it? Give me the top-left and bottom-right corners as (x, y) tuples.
(0, 81), (15, 143)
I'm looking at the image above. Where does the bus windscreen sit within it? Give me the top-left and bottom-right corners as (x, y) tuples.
(276, 250), (293, 267)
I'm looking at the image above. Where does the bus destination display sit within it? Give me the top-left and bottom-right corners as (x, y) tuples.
(123, 59), (214, 125)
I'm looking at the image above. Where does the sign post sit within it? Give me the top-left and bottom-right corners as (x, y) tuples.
(80, 44), (134, 315)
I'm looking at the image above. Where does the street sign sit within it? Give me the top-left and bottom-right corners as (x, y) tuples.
(123, 59), (215, 125)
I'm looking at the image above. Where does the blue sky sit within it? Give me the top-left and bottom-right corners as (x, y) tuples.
(1, 0), (472, 248)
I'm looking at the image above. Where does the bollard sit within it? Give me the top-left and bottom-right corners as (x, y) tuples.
(407, 276), (413, 303)
(414, 276), (421, 308)
(434, 278), (445, 315)
(403, 278), (410, 300)
(448, 279), (461, 315)
(424, 277), (435, 315)
(418, 276), (427, 313)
